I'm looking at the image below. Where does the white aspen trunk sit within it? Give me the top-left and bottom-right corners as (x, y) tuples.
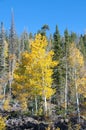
(3, 83), (7, 101)
(74, 68), (80, 123)
(9, 60), (12, 97)
(35, 96), (38, 114)
(9, 80), (12, 97)
(9, 56), (15, 97)
(49, 97), (51, 116)
(42, 70), (47, 115)
(44, 95), (47, 114)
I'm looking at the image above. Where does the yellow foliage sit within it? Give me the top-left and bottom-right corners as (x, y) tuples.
(18, 96), (28, 111)
(74, 124), (81, 130)
(77, 77), (86, 97)
(0, 116), (6, 130)
(0, 95), (4, 100)
(3, 99), (11, 111)
(69, 43), (84, 68)
(21, 101), (28, 111)
(56, 128), (60, 130)
(13, 34), (58, 108)
(39, 87), (55, 99)
(46, 126), (50, 130)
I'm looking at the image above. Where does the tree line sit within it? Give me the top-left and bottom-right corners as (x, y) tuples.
(0, 13), (86, 123)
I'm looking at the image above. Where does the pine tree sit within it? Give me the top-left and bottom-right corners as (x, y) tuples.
(70, 32), (77, 43)
(53, 25), (64, 109)
(64, 29), (70, 115)
(37, 24), (49, 36)
(48, 34), (53, 51)
(20, 30), (29, 54)
(0, 22), (5, 98)
(78, 35), (86, 60)
(0, 22), (9, 105)
(0, 22), (5, 75)
(8, 10), (17, 96)
(82, 34), (86, 61)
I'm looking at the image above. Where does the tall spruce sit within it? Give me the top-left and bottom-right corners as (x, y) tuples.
(37, 24), (49, 36)
(8, 10), (17, 96)
(20, 30), (29, 53)
(48, 34), (53, 51)
(53, 25), (64, 108)
(70, 32), (77, 43)
(0, 22), (8, 103)
(0, 22), (5, 74)
(0, 22), (5, 95)
(83, 34), (86, 62)
(64, 29), (70, 115)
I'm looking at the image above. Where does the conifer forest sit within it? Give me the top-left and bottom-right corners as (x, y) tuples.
(0, 12), (86, 130)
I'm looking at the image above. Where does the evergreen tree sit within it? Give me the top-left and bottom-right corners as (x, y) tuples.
(82, 34), (86, 61)
(0, 22), (5, 73)
(48, 34), (53, 51)
(64, 29), (70, 115)
(41, 24), (49, 36)
(70, 32), (77, 43)
(8, 10), (17, 96)
(53, 25), (64, 109)
(37, 24), (49, 36)
(78, 35), (86, 60)
(0, 22), (8, 103)
(0, 22), (5, 99)
(29, 32), (33, 39)
(20, 30), (29, 53)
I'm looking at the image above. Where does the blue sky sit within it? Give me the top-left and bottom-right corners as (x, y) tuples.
(0, 0), (86, 36)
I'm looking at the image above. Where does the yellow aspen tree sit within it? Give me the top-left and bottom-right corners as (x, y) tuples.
(77, 77), (86, 97)
(69, 43), (84, 122)
(13, 34), (58, 114)
(30, 34), (58, 114)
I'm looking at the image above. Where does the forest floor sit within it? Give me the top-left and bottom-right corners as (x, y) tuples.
(0, 109), (86, 130)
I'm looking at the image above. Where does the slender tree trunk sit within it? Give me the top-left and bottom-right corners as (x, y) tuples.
(9, 80), (12, 97)
(42, 70), (47, 115)
(9, 56), (15, 97)
(49, 97), (52, 116)
(44, 95), (47, 114)
(3, 83), (7, 101)
(74, 68), (80, 123)
(65, 60), (68, 116)
(35, 96), (38, 114)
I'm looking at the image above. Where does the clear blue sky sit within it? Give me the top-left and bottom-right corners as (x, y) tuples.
(0, 0), (86, 36)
